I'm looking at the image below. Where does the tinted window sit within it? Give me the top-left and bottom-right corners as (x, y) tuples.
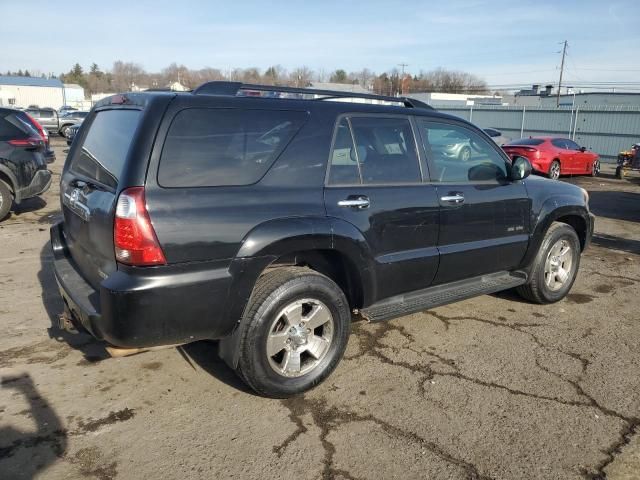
(0, 112), (38, 139)
(69, 109), (141, 189)
(328, 118), (360, 185)
(159, 108), (307, 187)
(565, 139), (581, 150)
(551, 139), (568, 149)
(505, 138), (544, 146)
(38, 110), (54, 118)
(349, 117), (420, 184)
(418, 121), (508, 183)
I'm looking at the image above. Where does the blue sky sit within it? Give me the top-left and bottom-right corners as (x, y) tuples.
(2, 0), (639, 88)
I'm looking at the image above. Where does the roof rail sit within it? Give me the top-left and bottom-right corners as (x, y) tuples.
(192, 81), (433, 109)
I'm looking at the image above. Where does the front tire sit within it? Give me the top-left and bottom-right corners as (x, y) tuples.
(517, 222), (581, 304)
(236, 267), (351, 398)
(591, 159), (600, 177)
(60, 125), (72, 138)
(0, 180), (12, 221)
(548, 160), (561, 180)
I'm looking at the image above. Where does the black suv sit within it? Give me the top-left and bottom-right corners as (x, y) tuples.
(52, 83), (594, 397)
(0, 108), (52, 220)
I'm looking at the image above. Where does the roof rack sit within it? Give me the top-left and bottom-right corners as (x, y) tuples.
(192, 81), (433, 109)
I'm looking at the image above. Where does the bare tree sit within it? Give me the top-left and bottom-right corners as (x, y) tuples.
(289, 66), (314, 87)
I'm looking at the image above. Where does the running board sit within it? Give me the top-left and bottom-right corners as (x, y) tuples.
(360, 271), (527, 323)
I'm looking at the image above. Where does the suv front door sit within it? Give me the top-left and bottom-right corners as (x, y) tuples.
(415, 119), (530, 285)
(324, 115), (440, 302)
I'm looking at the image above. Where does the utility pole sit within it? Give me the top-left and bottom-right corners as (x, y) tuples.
(556, 40), (567, 107)
(398, 63), (408, 95)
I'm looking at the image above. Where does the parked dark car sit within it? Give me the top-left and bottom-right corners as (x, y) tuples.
(52, 83), (594, 397)
(58, 111), (89, 137)
(24, 107), (59, 134)
(65, 123), (81, 146)
(0, 107), (52, 220)
(483, 128), (511, 146)
(59, 105), (78, 116)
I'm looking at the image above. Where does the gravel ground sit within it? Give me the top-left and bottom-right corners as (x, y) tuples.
(1, 138), (639, 480)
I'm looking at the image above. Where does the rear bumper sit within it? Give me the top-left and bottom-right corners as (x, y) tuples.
(50, 222), (235, 348)
(18, 169), (51, 202)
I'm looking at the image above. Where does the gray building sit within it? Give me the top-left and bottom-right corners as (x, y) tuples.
(513, 84), (640, 108)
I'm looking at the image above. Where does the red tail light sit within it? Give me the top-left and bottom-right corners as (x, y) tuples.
(8, 137), (42, 147)
(114, 187), (166, 266)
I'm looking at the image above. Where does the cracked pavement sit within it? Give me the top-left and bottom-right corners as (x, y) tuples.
(0, 138), (639, 479)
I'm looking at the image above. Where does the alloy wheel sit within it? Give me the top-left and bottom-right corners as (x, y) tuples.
(266, 298), (334, 377)
(544, 239), (573, 291)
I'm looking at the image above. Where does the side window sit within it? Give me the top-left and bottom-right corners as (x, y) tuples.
(158, 108), (307, 187)
(565, 139), (581, 150)
(328, 119), (360, 185)
(551, 138), (568, 149)
(349, 117), (421, 184)
(418, 121), (508, 183)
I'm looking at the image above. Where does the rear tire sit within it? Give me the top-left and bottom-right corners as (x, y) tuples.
(548, 160), (561, 180)
(0, 180), (12, 221)
(236, 267), (351, 398)
(615, 166), (624, 179)
(516, 222), (580, 304)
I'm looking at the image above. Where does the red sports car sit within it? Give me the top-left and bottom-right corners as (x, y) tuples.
(503, 137), (600, 180)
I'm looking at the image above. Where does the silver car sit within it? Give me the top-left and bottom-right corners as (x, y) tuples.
(24, 108), (59, 134)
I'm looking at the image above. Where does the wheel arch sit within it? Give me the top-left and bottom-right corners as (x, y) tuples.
(0, 164), (18, 202)
(219, 216), (376, 369)
(520, 199), (591, 272)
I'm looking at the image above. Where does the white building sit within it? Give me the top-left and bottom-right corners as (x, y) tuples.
(408, 92), (504, 107)
(63, 83), (89, 109)
(0, 75), (65, 109)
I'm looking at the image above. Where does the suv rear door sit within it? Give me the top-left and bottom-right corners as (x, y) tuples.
(60, 108), (142, 288)
(415, 118), (530, 285)
(324, 115), (440, 301)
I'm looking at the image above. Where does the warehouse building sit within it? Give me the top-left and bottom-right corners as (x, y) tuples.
(0, 76), (65, 109)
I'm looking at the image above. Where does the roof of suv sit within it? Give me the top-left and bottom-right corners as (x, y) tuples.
(93, 82), (467, 122)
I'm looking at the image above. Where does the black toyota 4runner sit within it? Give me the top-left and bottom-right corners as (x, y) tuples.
(52, 82), (594, 397)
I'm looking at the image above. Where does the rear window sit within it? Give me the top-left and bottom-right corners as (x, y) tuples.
(0, 112), (38, 139)
(68, 109), (141, 189)
(158, 108), (307, 187)
(38, 110), (55, 118)
(505, 138), (544, 146)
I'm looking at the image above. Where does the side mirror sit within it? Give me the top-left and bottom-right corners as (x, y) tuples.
(511, 156), (532, 181)
(580, 146), (586, 152)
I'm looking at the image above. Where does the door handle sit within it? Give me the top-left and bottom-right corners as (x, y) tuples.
(338, 196), (370, 209)
(440, 194), (465, 205)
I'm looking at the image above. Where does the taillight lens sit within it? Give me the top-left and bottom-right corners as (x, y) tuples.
(114, 187), (166, 266)
(8, 137), (42, 147)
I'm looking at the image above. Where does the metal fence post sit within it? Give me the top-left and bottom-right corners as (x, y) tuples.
(520, 106), (526, 138)
(469, 105), (473, 122)
(569, 108), (574, 136)
(572, 107), (579, 140)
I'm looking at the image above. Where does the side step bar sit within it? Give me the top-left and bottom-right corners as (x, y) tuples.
(360, 271), (527, 323)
